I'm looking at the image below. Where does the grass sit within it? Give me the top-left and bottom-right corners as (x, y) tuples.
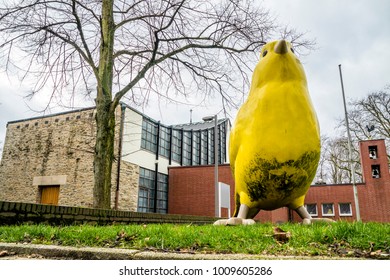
(0, 222), (389, 259)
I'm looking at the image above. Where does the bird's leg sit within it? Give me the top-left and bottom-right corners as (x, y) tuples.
(213, 204), (257, 226)
(226, 204), (257, 225)
(295, 206), (335, 225)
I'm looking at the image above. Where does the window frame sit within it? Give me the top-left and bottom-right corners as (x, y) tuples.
(338, 203), (353, 216)
(305, 204), (318, 217)
(141, 118), (158, 153)
(321, 203), (335, 216)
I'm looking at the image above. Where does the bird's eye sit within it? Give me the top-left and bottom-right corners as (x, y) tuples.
(262, 50), (268, 57)
(291, 48), (295, 54)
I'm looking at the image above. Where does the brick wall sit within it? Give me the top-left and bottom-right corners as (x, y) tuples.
(168, 139), (390, 223)
(0, 107), (139, 211)
(168, 164), (235, 218)
(0, 201), (216, 225)
(168, 164), (289, 223)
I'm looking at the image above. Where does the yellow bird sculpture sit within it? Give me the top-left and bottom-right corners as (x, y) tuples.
(216, 40), (332, 225)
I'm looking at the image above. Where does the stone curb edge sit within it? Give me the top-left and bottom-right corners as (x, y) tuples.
(0, 242), (352, 260)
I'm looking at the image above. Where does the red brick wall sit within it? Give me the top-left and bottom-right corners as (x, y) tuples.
(168, 164), (235, 218)
(168, 164), (289, 223)
(168, 139), (390, 223)
(356, 140), (390, 222)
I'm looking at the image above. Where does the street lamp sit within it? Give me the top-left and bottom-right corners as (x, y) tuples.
(202, 114), (219, 217)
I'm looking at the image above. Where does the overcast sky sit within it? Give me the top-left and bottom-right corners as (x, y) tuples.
(1, 0), (390, 149)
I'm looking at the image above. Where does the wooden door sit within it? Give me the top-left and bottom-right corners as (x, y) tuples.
(40, 185), (60, 205)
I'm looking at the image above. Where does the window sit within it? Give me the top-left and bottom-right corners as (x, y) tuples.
(339, 203), (352, 216)
(156, 173), (168, 214)
(322, 203), (334, 216)
(201, 130), (208, 165)
(219, 123), (227, 164)
(208, 128), (215, 164)
(368, 146), (378, 159)
(171, 129), (182, 163)
(138, 168), (155, 213)
(158, 126), (171, 158)
(372, 165), (381, 178)
(192, 131), (201, 165)
(182, 131), (192, 166)
(141, 118), (158, 153)
(137, 168), (168, 214)
(305, 204), (318, 216)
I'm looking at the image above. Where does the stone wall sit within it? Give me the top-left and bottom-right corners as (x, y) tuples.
(0, 201), (216, 225)
(0, 107), (139, 211)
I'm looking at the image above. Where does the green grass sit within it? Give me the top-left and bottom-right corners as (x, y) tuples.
(0, 222), (389, 258)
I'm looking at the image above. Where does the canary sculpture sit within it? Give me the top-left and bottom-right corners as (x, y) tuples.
(215, 40), (332, 226)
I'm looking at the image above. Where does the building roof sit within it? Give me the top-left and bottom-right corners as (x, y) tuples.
(6, 102), (231, 131)
(172, 118), (230, 131)
(7, 106), (96, 125)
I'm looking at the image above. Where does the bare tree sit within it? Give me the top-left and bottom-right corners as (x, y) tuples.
(317, 86), (389, 185)
(348, 86), (390, 151)
(315, 135), (362, 184)
(0, 0), (313, 209)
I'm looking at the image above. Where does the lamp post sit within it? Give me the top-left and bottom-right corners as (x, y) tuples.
(338, 64), (361, 221)
(202, 114), (219, 217)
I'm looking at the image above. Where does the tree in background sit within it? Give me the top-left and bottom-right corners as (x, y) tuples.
(315, 86), (389, 184)
(347, 86), (390, 151)
(0, 0), (312, 209)
(316, 136), (362, 184)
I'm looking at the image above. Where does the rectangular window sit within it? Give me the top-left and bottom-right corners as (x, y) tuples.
(156, 173), (168, 214)
(219, 123), (226, 164)
(137, 168), (155, 213)
(208, 128), (215, 164)
(322, 203), (334, 216)
(372, 165), (381, 178)
(137, 168), (168, 214)
(182, 131), (192, 166)
(158, 126), (171, 158)
(305, 204), (318, 216)
(339, 203), (352, 216)
(201, 130), (208, 165)
(192, 130), (201, 165)
(368, 146), (378, 159)
(171, 129), (182, 163)
(141, 118), (158, 153)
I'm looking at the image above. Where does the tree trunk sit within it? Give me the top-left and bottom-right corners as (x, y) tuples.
(93, 0), (115, 209)
(93, 101), (116, 208)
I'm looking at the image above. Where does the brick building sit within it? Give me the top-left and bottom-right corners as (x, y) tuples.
(1, 104), (389, 223)
(168, 139), (390, 223)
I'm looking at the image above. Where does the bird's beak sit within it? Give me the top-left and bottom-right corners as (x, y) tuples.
(274, 40), (288, 54)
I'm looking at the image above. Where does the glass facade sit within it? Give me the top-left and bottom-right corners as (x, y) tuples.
(140, 117), (228, 166)
(138, 116), (229, 213)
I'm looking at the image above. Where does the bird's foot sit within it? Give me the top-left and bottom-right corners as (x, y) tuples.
(302, 218), (336, 225)
(213, 217), (256, 226)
